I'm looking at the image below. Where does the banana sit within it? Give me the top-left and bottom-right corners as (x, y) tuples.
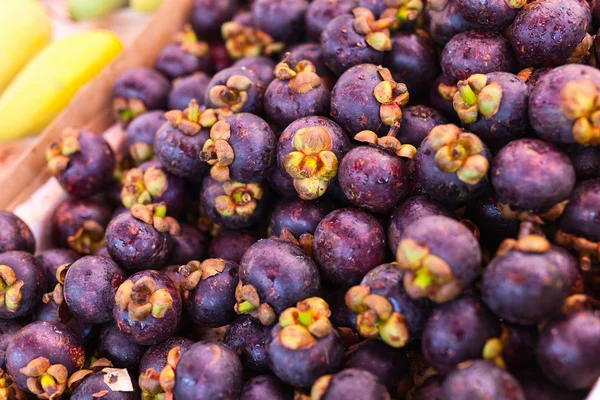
(0, 0), (52, 94)
(0, 30), (123, 142)
(68, 0), (128, 20)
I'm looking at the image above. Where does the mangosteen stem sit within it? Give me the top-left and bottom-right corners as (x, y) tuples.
(237, 300), (255, 314)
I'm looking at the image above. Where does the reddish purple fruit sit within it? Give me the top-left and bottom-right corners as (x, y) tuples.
(70, 369), (136, 400)
(224, 315), (272, 373)
(97, 324), (147, 371)
(204, 66), (266, 115)
(168, 73), (210, 111)
(125, 110), (166, 164)
(233, 56), (277, 85)
(305, 0), (355, 42)
(309, 368), (390, 400)
(455, 0), (520, 32)
(569, 145), (600, 181)
(0, 321), (22, 370)
(168, 223), (209, 265)
(190, 0), (238, 42)
(252, 0), (309, 44)
(240, 375), (293, 400)
(425, 0), (472, 46)
(0, 251), (45, 319)
(208, 230), (259, 264)
(155, 25), (210, 80)
(0, 211), (35, 254)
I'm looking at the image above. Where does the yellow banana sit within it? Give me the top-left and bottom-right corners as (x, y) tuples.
(0, 0), (53, 93)
(0, 30), (123, 142)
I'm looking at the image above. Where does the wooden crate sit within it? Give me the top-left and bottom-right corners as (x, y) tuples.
(0, 0), (193, 210)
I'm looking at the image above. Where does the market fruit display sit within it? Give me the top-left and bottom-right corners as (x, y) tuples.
(1, 0), (600, 399)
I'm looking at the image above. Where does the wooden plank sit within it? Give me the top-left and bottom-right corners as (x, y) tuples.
(0, 0), (193, 210)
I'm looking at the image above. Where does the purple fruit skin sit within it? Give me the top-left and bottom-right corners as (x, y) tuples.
(388, 195), (451, 254)
(71, 371), (136, 400)
(519, 369), (588, 400)
(345, 340), (410, 392)
(361, 264), (433, 338)
(287, 43), (333, 85)
(200, 177), (269, 230)
(464, 72), (528, 150)
(125, 110), (166, 152)
(330, 64), (389, 136)
(156, 43), (210, 80)
(168, 73), (210, 111)
(402, 216), (481, 289)
(305, 0), (355, 42)
(455, 0), (518, 31)
(429, 75), (460, 121)
(320, 15), (384, 76)
(113, 270), (182, 345)
(313, 208), (387, 286)
(384, 32), (439, 98)
(240, 238), (321, 314)
(105, 211), (172, 272)
(139, 336), (194, 376)
(113, 67), (171, 112)
(208, 230), (260, 264)
(412, 375), (445, 400)
(442, 360), (526, 400)
(546, 245), (584, 295)
(168, 223), (209, 265)
(530, 65), (600, 144)
(174, 340), (243, 400)
(0, 211), (35, 254)
(319, 368), (390, 400)
(190, 0), (238, 41)
(252, 0), (309, 43)
(322, 288), (356, 328)
(204, 67), (265, 114)
(63, 255), (125, 324)
(268, 197), (335, 238)
(224, 315), (272, 373)
(421, 295), (501, 373)
(278, 116), (350, 180)
(51, 198), (112, 252)
(35, 297), (95, 345)
(466, 193), (520, 250)
(510, 0), (591, 68)
(492, 139), (576, 210)
(161, 264), (184, 292)
(570, 145), (600, 180)
(6, 321), (85, 393)
(223, 113), (277, 183)
(559, 179), (600, 242)
(339, 146), (409, 214)
(425, 0), (472, 46)
(441, 30), (516, 83)
(233, 56), (276, 86)
(184, 260), (239, 327)
(481, 250), (569, 325)
(0, 321), (22, 369)
(536, 311), (600, 390)
(265, 74), (331, 130)
(0, 251), (45, 319)
(56, 130), (116, 197)
(416, 136), (492, 207)
(154, 123), (210, 180)
(268, 164), (298, 197)
(98, 324), (147, 371)
(267, 325), (344, 388)
(137, 160), (188, 218)
(240, 375), (293, 400)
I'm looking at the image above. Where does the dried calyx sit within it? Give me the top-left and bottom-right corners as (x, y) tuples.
(179, 259), (226, 292)
(121, 167), (169, 209)
(139, 347), (180, 400)
(303, 374), (334, 400)
(214, 181), (264, 217)
(67, 220), (105, 255)
(131, 203), (180, 235)
(115, 276), (174, 322)
(174, 24), (209, 57)
(497, 201), (568, 224)
(374, 67), (410, 127)
(566, 34), (594, 65)
(277, 229), (314, 257)
(0, 265), (24, 313)
(43, 267), (70, 320)
(0, 368), (25, 399)
(482, 326), (510, 369)
(200, 120), (235, 182)
(19, 357), (68, 399)
(208, 74), (254, 116)
(517, 67), (533, 83)
(428, 124), (489, 185)
(505, 0), (527, 8)
(46, 128), (81, 175)
(396, 239), (463, 303)
(453, 74), (503, 124)
(559, 79), (600, 145)
(222, 21), (284, 59)
(352, 8), (393, 51)
(381, 0), (424, 28)
(345, 284), (409, 348)
(274, 54), (322, 94)
(561, 294), (599, 315)
(278, 297), (333, 350)
(555, 229), (600, 272)
(164, 99), (219, 136)
(129, 142), (154, 165)
(437, 82), (458, 101)
(67, 358), (113, 392)
(113, 96), (146, 124)
(283, 126), (338, 200)
(496, 233), (551, 257)
(354, 130), (417, 158)
(234, 281), (276, 326)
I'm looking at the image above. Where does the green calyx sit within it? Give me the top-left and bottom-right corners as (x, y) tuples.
(381, 0), (424, 27)
(20, 357), (69, 400)
(130, 202), (180, 234)
(234, 281), (276, 326)
(46, 128), (81, 175)
(274, 53), (322, 94)
(559, 80), (600, 146)
(345, 284), (409, 348)
(200, 120), (234, 182)
(66, 219), (106, 255)
(164, 99), (219, 137)
(353, 7), (394, 51)
(179, 259), (226, 292)
(283, 126), (338, 200)
(354, 130), (417, 158)
(222, 21), (285, 60)
(113, 97), (146, 124)
(453, 74), (503, 124)
(278, 297), (333, 350)
(208, 74), (254, 116)
(0, 265), (24, 313)
(115, 276), (174, 322)
(505, 0), (527, 8)
(482, 326), (510, 369)
(139, 347), (180, 399)
(214, 181), (264, 217)
(373, 67), (410, 127)
(396, 238), (462, 303)
(175, 24), (209, 57)
(121, 167), (169, 209)
(428, 124), (489, 185)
